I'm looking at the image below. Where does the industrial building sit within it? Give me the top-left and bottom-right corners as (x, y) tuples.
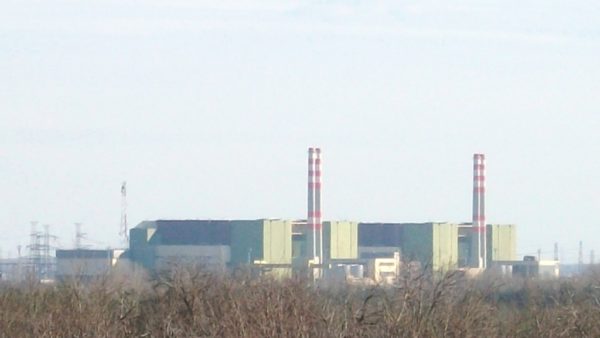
(128, 219), (294, 276)
(25, 150), (523, 282)
(126, 219), (361, 277)
(492, 257), (560, 279)
(0, 258), (23, 281)
(122, 150), (518, 280)
(358, 222), (459, 271)
(458, 223), (517, 268)
(55, 249), (124, 281)
(124, 219), (516, 278)
(0, 149), (552, 283)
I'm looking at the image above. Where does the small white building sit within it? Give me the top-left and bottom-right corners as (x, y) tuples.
(492, 257), (560, 279)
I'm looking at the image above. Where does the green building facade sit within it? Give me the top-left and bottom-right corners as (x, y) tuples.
(129, 220), (293, 274)
(401, 223), (459, 271)
(458, 223), (517, 268)
(128, 219), (515, 276)
(230, 219), (293, 266)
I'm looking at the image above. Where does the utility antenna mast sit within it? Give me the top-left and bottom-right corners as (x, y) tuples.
(119, 181), (128, 245)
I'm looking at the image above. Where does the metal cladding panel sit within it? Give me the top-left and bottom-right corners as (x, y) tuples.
(230, 220), (264, 266)
(358, 223), (403, 247)
(358, 246), (399, 259)
(401, 223), (458, 271)
(155, 220), (231, 245)
(458, 236), (470, 268)
(325, 221), (358, 260)
(400, 223), (433, 265)
(292, 236), (304, 259)
(432, 223), (458, 271)
(130, 228), (150, 249)
(131, 247), (156, 270)
(487, 224), (517, 264)
(130, 227), (156, 250)
(263, 220), (292, 264)
(154, 245), (231, 271)
(129, 227), (157, 269)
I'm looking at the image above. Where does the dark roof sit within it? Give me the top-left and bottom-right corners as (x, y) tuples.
(358, 223), (404, 247)
(155, 220), (232, 245)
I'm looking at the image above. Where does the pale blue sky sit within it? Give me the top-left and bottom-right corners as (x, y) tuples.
(1, 1), (599, 262)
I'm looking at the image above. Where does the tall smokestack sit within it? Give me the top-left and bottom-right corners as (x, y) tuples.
(480, 154), (486, 268)
(471, 154), (486, 268)
(314, 148), (323, 262)
(307, 148), (316, 260)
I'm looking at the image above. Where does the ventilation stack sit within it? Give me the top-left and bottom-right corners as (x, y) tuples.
(471, 154), (486, 269)
(306, 147), (323, 266)
(314, 148), (323, 263)
(307, 148), (316, 260)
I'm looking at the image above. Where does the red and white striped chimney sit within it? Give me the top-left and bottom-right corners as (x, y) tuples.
(307, 147), (323, 262)
(307, 148), (316, 259)
(314, 148), (323, 262)
(471, 154), (486, 268)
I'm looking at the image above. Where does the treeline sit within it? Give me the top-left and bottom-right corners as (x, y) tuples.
(2, 268), (600, 337)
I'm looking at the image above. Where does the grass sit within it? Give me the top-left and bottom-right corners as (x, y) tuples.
(3, 266), (600, 337)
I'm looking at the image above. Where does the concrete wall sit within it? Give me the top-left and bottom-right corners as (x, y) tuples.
(57, 258), (112, 278)
(56, 249), (115, 279)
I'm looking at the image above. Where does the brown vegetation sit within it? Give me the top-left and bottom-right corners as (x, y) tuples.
(3, 268), (600, 337)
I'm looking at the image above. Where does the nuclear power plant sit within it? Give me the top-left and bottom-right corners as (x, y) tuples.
(2, 148), (560, 283)
(120, 149), (520, 281)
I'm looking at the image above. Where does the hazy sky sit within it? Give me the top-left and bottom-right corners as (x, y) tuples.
(1, 0), (599, 262)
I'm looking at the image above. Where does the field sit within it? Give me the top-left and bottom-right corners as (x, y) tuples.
(2, 268), (600, 337)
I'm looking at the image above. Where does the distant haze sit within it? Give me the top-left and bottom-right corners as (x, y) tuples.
(1, 1), (599, 263)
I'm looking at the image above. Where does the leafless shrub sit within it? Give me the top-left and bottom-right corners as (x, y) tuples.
(4, 267), (600, 337)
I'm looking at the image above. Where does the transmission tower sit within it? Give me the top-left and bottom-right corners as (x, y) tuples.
(119, 181), (128, 245)
(28, 221), (42, 278)
(554, 242), (559, 261)
(16, 245), (22, 281)
(42, 224), (50, 279)
(591, 250), (595, 265)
